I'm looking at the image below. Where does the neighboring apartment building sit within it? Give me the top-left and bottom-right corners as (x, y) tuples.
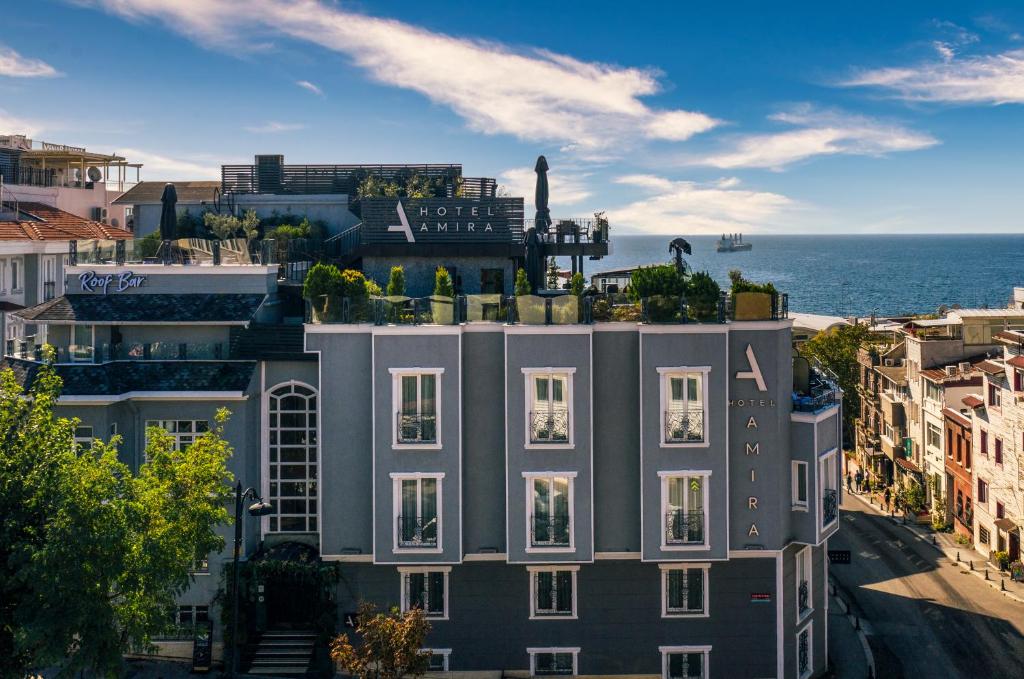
(918, 362), (982, 507)
(112, 181), (221, 235)
(0, 191), (841, 677)
(963, 330), (1024, 564)
(943, 406), (973, 539)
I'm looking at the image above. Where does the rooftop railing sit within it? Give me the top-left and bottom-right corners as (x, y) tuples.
(70, 237), (276, 267)
(308, 291), (789, 326)
(5, 338), (230, 364)
(793, 363), (841, 413)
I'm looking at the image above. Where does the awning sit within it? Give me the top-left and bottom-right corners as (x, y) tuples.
(962, 395), (985, 408)
(1007, 355), (1024, 369)
(993, 518), (1018, 532)
(894, 457), (922, 474)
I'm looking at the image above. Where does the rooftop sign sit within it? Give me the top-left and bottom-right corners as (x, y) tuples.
(360, 197), (524, 245)
(79, 270), (147, 294)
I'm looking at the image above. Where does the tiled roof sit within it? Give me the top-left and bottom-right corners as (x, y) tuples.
(14, 293), (265, 324)
(0, 202), (133, 240)
(0, 358), (256, 396)
(993, 330), (1024, 344)
(1007, 355), (1024, 369)
(895, 456), (922, 474)
(113, 181), (220, 205)
(976, 360), (1005, 376)
(962, 394), (984, 408)
(942, 407), (972, 428)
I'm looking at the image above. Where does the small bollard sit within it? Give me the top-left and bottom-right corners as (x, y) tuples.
(985, 569), (990, 581)
(1001, 578), (1006, 591)
(956, 551), (960, 563)
(969, 560), (973, 571)
(931, 534), (936, 545)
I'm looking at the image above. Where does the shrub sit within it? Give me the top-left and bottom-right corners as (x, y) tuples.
(386, 266), (406, 297)
(954, 533), (972, 546)
(569, 272), (585, 297)
(434, 266), (454, 298)
(514, 268), (531, 296)
(686, 271), (721, 321)
(729, 269), (777, 296)
(364, 278), (382, 297)
(136, 231), (163, 259)
(629, 264), (686, 301)
(303, 262), (342, 303)
(900, 482), (926, 514)
(993, 550), (1010, 570)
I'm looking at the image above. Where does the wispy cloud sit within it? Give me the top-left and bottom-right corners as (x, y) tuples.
(119, 148), (221, 180)
(296, 79), (323, 96)
(689, 105), (937, 170)
(0, 109), (44, 137)
(497, 166), (591, 206)
(0, 45), (60, 78)
(243, 121), (306, 133)
(82, 0), (719, 154)
(606, 175), (797, 234)
(841, 48), (1024, 104)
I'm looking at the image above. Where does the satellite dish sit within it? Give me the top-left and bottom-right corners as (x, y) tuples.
(87, 166), (103, 183)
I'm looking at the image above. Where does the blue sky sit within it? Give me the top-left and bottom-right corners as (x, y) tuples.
(2, 1), (1023, 234)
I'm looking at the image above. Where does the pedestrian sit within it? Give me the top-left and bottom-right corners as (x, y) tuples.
(883, 487), (891, 511)
(855, 470), (863, 494)
(846, 472), (852, 493)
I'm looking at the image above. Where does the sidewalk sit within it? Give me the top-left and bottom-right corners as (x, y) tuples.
(845, 488), (1024, 605)
(827, 587), (873, 679)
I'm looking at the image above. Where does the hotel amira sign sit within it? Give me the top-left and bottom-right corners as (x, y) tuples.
(360, 197), (523, 245)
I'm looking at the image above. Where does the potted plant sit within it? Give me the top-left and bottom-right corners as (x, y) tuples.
(686, 271), (721, 321)
(431, 266), (455, 324)
(304, 262), (342, 320)
(514, 268), (545, 324)
(729, 270), (777, 321)
(992, 550), (1010, 571)
(629, 264), (686, 323)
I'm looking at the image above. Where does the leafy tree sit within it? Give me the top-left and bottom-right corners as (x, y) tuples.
(203, 210), (260, 241)
(357, 175), (400, 199)
(405, 173), (437, 199)
(687, 271), (721, 321)
(900, 480), (926, 514)
(728, 269), (777, 296)
(386, 266), (406, 297)
(136, 231), (163, 259)
(175, 209), (204, 238)
(0, 361), (233, 677)
(628, 264), (687, 301)
(514, 267), (531, 296)
(304, 262), (343, 306)
(799, 322), (872, 444)
(546, 257), (559, 289)
(330, 603), (432, 679)
(433, 266), (454, 297)
(569, 272), (585, 297)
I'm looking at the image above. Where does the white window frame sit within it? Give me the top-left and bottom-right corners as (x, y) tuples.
(925, 421), (942, 451)
(0, 259), (6, 294)
(527, 647), (580, 677)
(391, 472), (444, 554)
(523, 471), (577, 553)
(658, 367), (711, 448)
(145, 419), (210, 462)
(390, 368), (443, 450)
(398, 566), (450, 620)
(10, 256), (22, 292)
(70, 324), (95, 363)
(659, 564), (710, 618)
(263, 381), (319, 534)
(796, 622), (813, 679)
(528, 565), (579, 619)
(421, 648), (451, 671)
(795, 546), (812, 623)
(523, 367), (576, 449)
(659, 645), (711, 679)
(658, 470), (711, 551)
(73, 425), (94, 450)
(791, 461), (808, 511)
(818, 449), (838, 532)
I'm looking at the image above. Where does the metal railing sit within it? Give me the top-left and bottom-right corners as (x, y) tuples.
(70, 237), (276, 267)
(396, 515), (438, 548)
(822, 489), (838, 526)
(530, 514), (571, 547)
(664, 408), (705, 443)
(798, 580), (810, 616)
(525, 217), (609, 244)
(798, 628), (810, 676)
(221, 163), (465, 196)
(665, 509), (705, 545)
(5, 339), (229, 364)
(42, 281), (56, 301)
(530, 409), (570, 443)
(396, 412), (437, 444)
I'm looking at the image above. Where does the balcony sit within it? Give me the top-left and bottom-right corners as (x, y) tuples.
(396, 413), (437, 445)
(4, 338), (229, 364)
(530, 409), (569, 444)
(823, 489), (838, 526)
(530, 514), (571, 548)
(70, 237), (275, 267)
(396, 515), (437, 549)
(665, 509), (705, 545)
(798, 579), (810, 617)
(793, 364), (840, 413)
(664, 408), (705, 443)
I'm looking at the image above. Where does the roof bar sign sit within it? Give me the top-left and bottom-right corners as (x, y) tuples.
(79, 270), (147, 294)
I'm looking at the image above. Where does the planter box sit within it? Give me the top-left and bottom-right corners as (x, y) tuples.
(733, 291), (773, 320)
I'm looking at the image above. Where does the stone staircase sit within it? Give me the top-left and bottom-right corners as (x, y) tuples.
(245, 629), (317, 676)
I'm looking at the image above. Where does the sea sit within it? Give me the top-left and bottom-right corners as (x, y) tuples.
(589, 234), (1024, 318)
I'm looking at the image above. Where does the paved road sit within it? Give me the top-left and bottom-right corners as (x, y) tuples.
(829, 495), (1024, 678)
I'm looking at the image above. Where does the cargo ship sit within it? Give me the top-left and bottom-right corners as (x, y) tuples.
(716, 233), (752, 252)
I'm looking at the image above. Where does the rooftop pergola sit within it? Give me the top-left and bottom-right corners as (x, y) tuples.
(17, 142), (142, 192)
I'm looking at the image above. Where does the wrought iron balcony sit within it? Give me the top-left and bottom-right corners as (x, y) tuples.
(823, 489), (838, 526)
(798, 579), (810, 616)
(530, 409), (570, 443)
(664, 408), (704, 443)
(798, 628), (810, 676)
(396, 412), (438, 444)
(665, 509), (705, 545)
(396, 515), (438, 548)
(530, 514), (571, 547)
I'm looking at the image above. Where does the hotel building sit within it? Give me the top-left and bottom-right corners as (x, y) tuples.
(1, 161), (841, 678)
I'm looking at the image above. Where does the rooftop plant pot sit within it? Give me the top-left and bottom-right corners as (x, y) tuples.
(733, 291), (773, 321)
(429, 295), (455, 325)
(516, 295), (547, 324)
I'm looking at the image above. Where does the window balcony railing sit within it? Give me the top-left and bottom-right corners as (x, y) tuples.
(665, 509), (705, 545)
(822, 489), (838, 526)
(530, 409), (570, 443)
(396, 412), (437, 444)
(798, 629), (810, 676)
(664, 408), (704, 443)
(42, 281), (56, 301)
(396, 515), (437, 548)
(798, 579), (810, 616)
(530, 514), (571, 547)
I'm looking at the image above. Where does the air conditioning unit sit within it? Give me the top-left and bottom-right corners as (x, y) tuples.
(91, 206), (108, 224)
(945, 365), (957, 377)
(958, 362), (971, 372)
(884, 359), (895, 367)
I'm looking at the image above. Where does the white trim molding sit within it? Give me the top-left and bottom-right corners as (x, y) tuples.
(522, 367), (577, 450)
(657, 366), (712, 449)
(526, 565), (580, 620)
(659, 645), (712, 679)
(658, 470), (712, 552)
(390, 368), (444, 450)
(391, 473), (445, 555)
(527, 647), (580, 676)
(398, 566), (451, 620)
(523, 472), (577, 554)
(659, 563), (710, 618)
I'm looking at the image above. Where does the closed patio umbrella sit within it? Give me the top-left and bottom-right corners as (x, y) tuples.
(159, 183), (178, 240)
(534, 155), (551, 234)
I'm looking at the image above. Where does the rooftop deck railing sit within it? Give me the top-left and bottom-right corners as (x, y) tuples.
(308, 291), (789, 326)
(793, 363), (841, 413)
(4, 338), (229, 364)
(70, 238), (276, 267)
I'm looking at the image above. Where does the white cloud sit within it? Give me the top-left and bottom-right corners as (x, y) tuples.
(243, 121), (306, 133)
(119, 148), (221, 180)
(0, 109), (44, 137)
(498, 166), (592, 207)
(605, 175), (796, 235)
(296, 79), (323, 96)
(841, 48), (1024, 104)
(83, 0), (719, 152)
(691, 106), (937, 170)
(0, 45), (59, 78)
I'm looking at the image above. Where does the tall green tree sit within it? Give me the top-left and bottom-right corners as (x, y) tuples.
(546, 257), (559, 289)
(799, 323), (872, 444)
(386, 266), (406, 297)
(0, 360), (234, 677)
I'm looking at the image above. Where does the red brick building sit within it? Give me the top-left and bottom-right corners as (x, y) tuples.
(943, 406), (973, 538)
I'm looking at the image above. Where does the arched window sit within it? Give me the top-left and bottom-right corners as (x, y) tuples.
(267, 382), (318, 533)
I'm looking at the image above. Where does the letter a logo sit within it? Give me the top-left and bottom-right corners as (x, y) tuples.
(388, 200), (415, 243)
(736, 344), (768, 392)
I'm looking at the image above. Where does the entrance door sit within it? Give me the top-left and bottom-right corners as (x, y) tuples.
(480, 268), (504, 294)
(1011, 531), (1021, 562)
(264, 580), (318, 629)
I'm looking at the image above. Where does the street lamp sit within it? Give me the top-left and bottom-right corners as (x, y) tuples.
(229, 481), (274, 676)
